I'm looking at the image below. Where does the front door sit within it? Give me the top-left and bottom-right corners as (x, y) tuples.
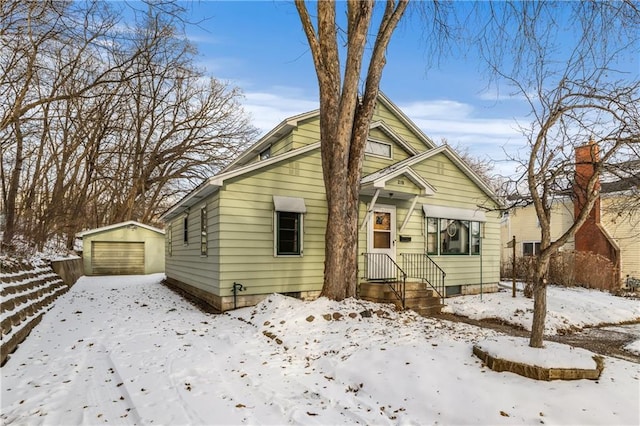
(367, 205), (396, 280)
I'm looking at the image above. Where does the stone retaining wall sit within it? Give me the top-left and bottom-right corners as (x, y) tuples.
(51, 257), (84, 287)
(1, 264), (70, 366)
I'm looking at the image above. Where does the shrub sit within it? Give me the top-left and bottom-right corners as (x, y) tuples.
(502, 251), (620, 292)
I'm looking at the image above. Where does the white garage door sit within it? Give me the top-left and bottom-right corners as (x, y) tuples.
(91, 241), (145, 275)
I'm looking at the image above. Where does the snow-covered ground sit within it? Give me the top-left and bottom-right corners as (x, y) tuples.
(2, 275), (639, 425)
(445, 282), (640, 335)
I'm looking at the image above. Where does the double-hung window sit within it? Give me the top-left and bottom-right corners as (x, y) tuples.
(365, 139), (392, 158)
(183, 214), (189, 245)
(200, 206), (208, 256)
(273, 196), (306, 257)
(167, 224), (172, 256)
(523, 242), (541, 256)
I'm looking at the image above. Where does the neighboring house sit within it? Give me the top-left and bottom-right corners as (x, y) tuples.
(500, 198), (575, 258)
(500, 143), (640, 284)
(161, 93), (502, 312)
(77, 221), (165, 276)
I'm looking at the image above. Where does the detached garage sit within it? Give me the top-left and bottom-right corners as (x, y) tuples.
(78, 221), (165, 276)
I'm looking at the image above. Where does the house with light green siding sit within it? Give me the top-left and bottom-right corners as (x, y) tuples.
(161, 93), (502, 312)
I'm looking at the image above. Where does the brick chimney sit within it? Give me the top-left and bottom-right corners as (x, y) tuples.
(573, 140), (619, 280)
(574, 139), (601, 224)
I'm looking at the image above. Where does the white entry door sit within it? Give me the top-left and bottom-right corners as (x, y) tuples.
(367, 205), (396, 280)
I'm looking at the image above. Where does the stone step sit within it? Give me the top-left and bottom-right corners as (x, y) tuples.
(411, 304), (444, 316)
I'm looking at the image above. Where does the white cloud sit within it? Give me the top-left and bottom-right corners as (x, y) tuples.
(242, 89), (318, 135)
(398, 100), (528, 177)
(400, 100), (474, 120)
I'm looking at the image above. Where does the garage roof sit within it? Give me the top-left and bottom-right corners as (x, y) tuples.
(76, 220), (165, 237)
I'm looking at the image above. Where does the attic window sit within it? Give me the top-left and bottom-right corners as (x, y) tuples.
(260, 146), (271, 160)
(365, 140), (392, 158)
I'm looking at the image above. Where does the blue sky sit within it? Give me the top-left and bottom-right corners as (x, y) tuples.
(175, 1), (545, 177)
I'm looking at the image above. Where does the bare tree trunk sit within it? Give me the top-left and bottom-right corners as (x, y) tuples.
(296, 0), (408, 300)
(529, 253), (551, 347)
(3, 121), (24, 247)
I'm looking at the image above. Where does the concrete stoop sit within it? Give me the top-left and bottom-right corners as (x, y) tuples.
(359, 281), (443, 316)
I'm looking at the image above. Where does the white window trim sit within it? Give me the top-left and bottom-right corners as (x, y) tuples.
(183, 214), (189, 246)
(273, 211), (304, 257)
(426, 217), (482, 256)
(364, 138), (393, 159)
(522, 241), (541, 256)
(200, 206), (208, 257)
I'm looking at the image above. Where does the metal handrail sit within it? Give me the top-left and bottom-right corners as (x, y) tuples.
(362, 253), (407, 309)
(400, 253), (446, 304)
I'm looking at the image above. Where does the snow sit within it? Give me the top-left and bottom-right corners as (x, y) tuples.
(444, 282), (640, 335)
(475, 336), (598, 369)
(2, 274), (639, 425)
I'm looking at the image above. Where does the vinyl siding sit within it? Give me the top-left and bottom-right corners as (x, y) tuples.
(358, 151), (501, 289)
(372, 101), (432, 153)
(270, 133), (294, 157)
(164, 99), (501, 299)
(216, 149), (327, 297)
(165, 196), (220, 294)
(601, 196), (640, 280)
(290, 116), (321, 149)
(500, 200), (575, 262)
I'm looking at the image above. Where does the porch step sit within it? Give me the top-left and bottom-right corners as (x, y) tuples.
(359, 281), (443, 316)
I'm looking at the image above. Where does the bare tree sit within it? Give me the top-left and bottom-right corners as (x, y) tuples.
(477, 1), (640, 347)
(1, 1), (255, 251)
(294, 0), (409, 300)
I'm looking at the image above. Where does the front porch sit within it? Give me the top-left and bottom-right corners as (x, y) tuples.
(359, 252), (446, 316)
(359, 281), (444, 316)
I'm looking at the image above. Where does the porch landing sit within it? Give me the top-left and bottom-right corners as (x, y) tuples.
(359, 281), (443, 316)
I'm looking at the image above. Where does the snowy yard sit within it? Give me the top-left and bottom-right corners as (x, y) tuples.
(445, 282), (640, 344)
(2, 275), (639, 425)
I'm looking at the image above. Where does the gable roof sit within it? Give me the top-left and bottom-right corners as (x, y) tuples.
(162, 94), (500, 221)
(222, 92), (435, 173)
(161, 142), (322, 221)
(360, 164), (437, 196)
(362, 144), (502, 206)
(77, 220), (164, 237)
(222, 109), (319, 172)
(375, 92), (436, 150)
(369, 120), (419, 156)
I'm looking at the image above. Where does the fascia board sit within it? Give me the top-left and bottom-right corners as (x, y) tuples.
(376, 92), (436, 150)
(370, 121), (419, 155)
(221, 109), (319, 172)
(77, 220), (164, 237)
(371, 166), (436, 196)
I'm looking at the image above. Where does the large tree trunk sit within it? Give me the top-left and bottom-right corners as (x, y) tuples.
(322, 174), (360, 299)
(296, 0), (407, 300)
